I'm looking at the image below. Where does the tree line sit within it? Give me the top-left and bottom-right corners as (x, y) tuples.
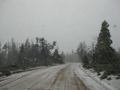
(0, 37), (64, 75)
(77, 21), (120, 80)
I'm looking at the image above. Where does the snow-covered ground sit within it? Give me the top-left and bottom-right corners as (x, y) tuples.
(75, 63), (120, 90)
(0, 63), (119, 90)
(103, 75), (120, 90)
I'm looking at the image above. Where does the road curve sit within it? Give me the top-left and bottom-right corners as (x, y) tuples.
(0, 63), (89, 90)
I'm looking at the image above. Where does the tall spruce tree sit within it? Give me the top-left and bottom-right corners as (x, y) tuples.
(94, 20), (118, 66)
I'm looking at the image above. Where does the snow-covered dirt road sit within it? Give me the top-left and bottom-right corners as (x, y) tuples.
(0, 63), (116, 90)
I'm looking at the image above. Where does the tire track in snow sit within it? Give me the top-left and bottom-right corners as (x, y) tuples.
(73, 70), (90, 90)
(50, 65), (69, 90)
(50, 64), (89, 90)
(0, 63), (91, 90)
(28, 66), (65, 90)
(0, 65), (66, 90)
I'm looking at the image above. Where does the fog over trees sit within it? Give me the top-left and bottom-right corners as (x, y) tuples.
(0, 0), (120, 53)
(0, 0), (120, 80)
(0, 37), (64, 76)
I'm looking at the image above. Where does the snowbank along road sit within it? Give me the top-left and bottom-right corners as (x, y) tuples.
(0, 63), (116, 90)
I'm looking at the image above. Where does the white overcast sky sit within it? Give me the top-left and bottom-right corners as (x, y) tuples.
(0, 0), (120, 53)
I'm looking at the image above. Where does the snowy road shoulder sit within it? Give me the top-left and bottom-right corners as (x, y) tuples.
(0, 63), (119, 90)
(74, 63), (117, 90)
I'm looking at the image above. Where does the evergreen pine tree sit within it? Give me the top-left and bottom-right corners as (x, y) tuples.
(94, 20), (119, 72)
(95, 21), (115, 64)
